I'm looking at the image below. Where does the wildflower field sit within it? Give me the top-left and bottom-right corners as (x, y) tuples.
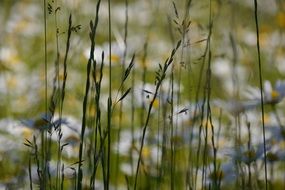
(1, 0), (285, 189)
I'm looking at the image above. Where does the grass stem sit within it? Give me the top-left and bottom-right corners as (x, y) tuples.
(253, 1), (268, 189)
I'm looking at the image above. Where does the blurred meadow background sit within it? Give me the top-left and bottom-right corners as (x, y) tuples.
(1, 0), (285, 189)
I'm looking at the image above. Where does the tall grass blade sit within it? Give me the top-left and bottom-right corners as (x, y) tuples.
(253, 0), (268, 189)
(76, 0), (101, 189)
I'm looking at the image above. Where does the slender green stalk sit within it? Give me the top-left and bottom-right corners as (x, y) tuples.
(28, 156), (33, 190)
(166, 5), (177, 188)
(130, 57), (135, 183)
(193, 12), (213, 190)
(247, 122), (252, 189)
(170, 48), (175, 190)
(253, 1), (268, 189)
(61, 164), (65, 190)
(77, 37), (92, 190)
(115, 0), (128, 187)
(53, 2), (61, 187)
(155, 91), (161, 190)
(56, 14), (73, 190)
(140, 40), (148, 129)
(170, 3), (182, 188)
(60, 14), (73, 120)
(201, 1), (213, 187)
(33, 136), (42, 189)
(204, 1), (216, 188)
(172, 2), (192, 187)
(90, 52), (105, 188)
(134, 40), (181, 190)
(76, 1), (101, 189)
(185, 11), (195, 190)
(106, 0), (112, 189)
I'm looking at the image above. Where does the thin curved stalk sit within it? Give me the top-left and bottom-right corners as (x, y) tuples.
(253, 0), (268, 189)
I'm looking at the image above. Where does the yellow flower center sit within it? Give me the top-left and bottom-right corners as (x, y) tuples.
(152, 98), (160, 109)
(22, 127), (33, 139)
(271, 90), (280, 100)
(110, 54), (121, 63)
(142, 147), (150, 158)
